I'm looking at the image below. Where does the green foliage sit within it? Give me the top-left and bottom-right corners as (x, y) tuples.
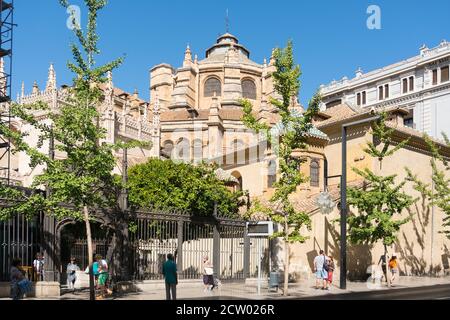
(364, 112), (410, 168)
(128, 158), (244, 218)
(406, 133), (450, 239)
(241, 40), (320, 244)
(0, 0), (140, 222)
(347, 112), (415, 246)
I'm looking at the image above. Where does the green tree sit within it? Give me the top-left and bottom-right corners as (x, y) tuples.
(347, 112), (415, 287)
(0, 0), (138, 299)
(241, 40), (321, 296)
(406, 133), (450, 239)
(128, 158), (244, 217)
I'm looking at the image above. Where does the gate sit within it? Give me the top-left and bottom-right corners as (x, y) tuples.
(129, 210), (270, 281)
(0, 213), (43, 281)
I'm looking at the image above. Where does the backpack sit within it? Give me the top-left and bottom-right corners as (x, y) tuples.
(323, 256), (329, 272)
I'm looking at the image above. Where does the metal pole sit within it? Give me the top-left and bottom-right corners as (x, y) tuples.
(340, 126), (347, 290)
(257, 238), (261, 295)
(122, 147), (128, 211)
(339, 115), (380, 290)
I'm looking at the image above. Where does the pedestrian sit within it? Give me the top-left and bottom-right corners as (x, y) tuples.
(92, 254), (100, 288)
(96, 255), (110, 299)
(162, 254), (178, 300)
(389, 255), (399, 286)
(33, 253), (44, 282)
(313, 250), (329, 290)
(327, 256), (335, 287)
(10, 258), (27, 300)
(378, 254), (387, 282)
(67, 257), (80, 292)
(202, 256), (215, 293)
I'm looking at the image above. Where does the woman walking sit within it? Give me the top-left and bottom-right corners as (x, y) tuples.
(327, 257), (335, 287)
(67, 257), (80, 292)
(389, 256), (399, 286)
(202, 256), (215, 293)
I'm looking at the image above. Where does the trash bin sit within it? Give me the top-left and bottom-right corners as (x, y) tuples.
(268, 272), (281, 292)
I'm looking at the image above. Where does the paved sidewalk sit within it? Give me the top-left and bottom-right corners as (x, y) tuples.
(52, 276), (449, 300)
(1, 276), (448, 300)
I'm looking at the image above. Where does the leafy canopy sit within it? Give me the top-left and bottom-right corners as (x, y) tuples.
(241, 40), (321, 243)
(128, 158), (244, 218)
(0, 0), (141, 221)
(406, 133), (450, 239)
(347, 112), (415, 246)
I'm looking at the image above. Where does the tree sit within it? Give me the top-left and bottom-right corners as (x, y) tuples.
(406, 133), (450, 239)
(241, 40), (321, 296)
(128, 158), (244, 218)
(347, 112), (415, 287)
(0, 0), (138, 300)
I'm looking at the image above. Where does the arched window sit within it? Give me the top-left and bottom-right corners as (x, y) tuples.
(242, 79), (256, 100)
(310, 159), (320, 187)
(231, 171), (243, 192)
(163, 140), (174, 157)
(204, 77), (222, 97)
(174, 138), (191, 161)
(267, 160), (277, 188)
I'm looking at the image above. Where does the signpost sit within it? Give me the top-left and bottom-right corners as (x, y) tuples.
(246, 221), (273, 295)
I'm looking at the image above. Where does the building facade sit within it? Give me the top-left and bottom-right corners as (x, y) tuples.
(3, 33), (450, 281)
(320, 40), (450, 140)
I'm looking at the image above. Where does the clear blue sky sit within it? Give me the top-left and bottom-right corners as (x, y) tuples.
(13, 0), (450, 106)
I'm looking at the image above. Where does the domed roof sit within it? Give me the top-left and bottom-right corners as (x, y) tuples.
(205, 32), (250, 59)
(200, 32), (261, 68)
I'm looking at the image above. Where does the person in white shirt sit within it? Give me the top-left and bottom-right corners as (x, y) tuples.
(33, 253), (44, 282)
(313, 250), (329, 290)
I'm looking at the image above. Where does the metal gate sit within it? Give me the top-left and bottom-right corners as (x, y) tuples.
(0, 214), (43, 281)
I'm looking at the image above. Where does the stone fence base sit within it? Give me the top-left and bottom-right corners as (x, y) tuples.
(0, 282), (60, 299)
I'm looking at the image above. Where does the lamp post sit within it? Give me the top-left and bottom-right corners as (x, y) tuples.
(339, 115), (380, 290)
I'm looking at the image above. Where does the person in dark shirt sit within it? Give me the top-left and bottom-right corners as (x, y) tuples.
(162, 254), (178, 300)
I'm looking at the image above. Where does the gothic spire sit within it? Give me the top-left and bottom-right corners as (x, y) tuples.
(184, 44), (192, 67)
(46, 63), (57, 92)
(104, 71), (114, 112)
(32, 81), (40, 95)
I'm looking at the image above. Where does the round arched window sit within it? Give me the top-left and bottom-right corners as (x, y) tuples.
(204, 78), (222, 97)
(242, 79), (256, 100)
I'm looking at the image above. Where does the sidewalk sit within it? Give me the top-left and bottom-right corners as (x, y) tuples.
(49, 276), (449, 300)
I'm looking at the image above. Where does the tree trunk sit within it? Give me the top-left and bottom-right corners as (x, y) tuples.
(84, 206), (95, 300)
(384, 244), (391, 288)
(283, 216), (289, 297)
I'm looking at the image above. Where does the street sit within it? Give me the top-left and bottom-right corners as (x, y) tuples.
(298, 284), (450, 300)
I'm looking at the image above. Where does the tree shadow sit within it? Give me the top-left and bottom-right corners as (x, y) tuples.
(326, 217), (373, 281)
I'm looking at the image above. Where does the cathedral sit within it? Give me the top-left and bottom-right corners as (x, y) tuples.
(4, 32), (450, 278)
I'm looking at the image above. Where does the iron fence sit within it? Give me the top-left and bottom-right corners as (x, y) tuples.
(0, 213), (43, 281)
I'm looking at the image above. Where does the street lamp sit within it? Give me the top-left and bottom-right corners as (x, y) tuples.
(339, 115), (380, 290)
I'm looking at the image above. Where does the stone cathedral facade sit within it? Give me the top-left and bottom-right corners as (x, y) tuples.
(4, 33), (450, 279)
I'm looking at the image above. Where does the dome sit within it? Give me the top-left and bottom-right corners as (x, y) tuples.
(205, 32), (250, 59)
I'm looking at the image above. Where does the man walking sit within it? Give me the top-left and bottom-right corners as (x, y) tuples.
(314, 250), (329, 290)
(162, 254), (178, 300)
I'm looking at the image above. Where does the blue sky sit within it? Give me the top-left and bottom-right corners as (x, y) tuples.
(12, 0), (450, 106)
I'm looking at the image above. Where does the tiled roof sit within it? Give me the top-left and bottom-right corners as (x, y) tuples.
(315, 104), (359, 128)
(199, 54), (262, 68)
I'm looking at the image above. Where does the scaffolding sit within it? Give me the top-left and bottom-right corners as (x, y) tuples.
(0, 0), (14, 185)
